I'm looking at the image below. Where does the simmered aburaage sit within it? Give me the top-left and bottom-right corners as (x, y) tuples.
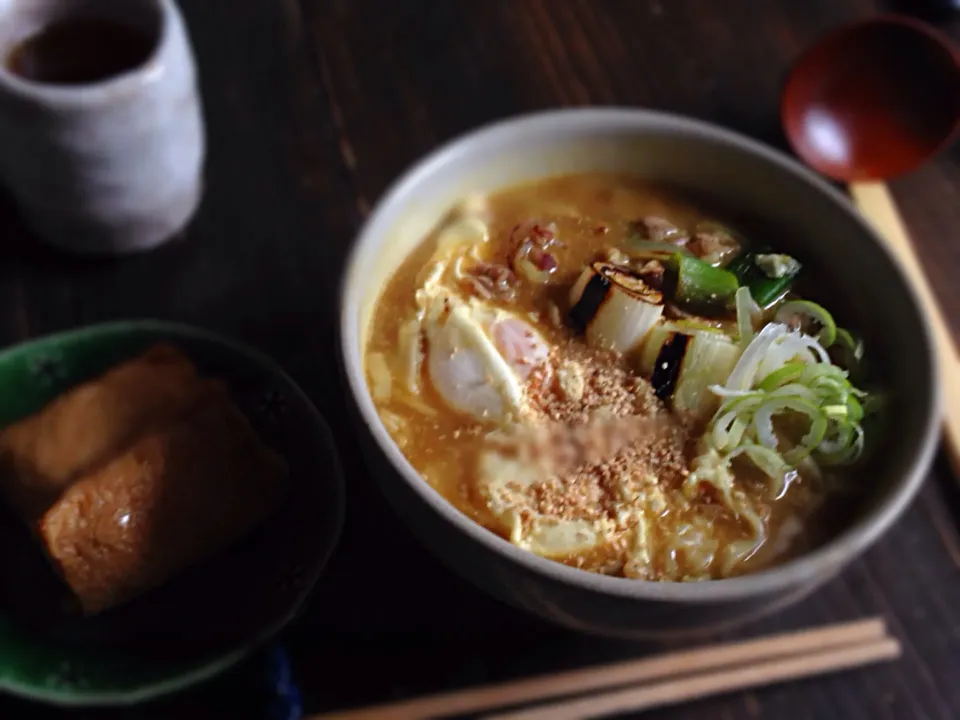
(365, 173), (879, 581)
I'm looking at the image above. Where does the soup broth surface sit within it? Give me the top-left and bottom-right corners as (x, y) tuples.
(365, 173), (870, 582)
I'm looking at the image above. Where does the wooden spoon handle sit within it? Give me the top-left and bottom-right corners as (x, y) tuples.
(849, 181), (960, 477)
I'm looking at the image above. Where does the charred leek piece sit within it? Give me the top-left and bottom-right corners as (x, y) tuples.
(640, 323), (741, 421)
(649, 331), (690, 402)
(640, 322), (729, 375)
(568, 262), (664, 354)
(669, 254), (740, 314)
(673, 332), (742, 421)
(638, 323), (676, 376)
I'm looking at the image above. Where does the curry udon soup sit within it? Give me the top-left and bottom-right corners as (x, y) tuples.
(365, 173), (879, 582)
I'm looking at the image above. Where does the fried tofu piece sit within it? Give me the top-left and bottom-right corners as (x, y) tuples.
(0, 344), (225, 522)
(38, 400), (287, 616)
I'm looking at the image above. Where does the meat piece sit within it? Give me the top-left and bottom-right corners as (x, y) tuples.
(633, 216), (688, 244)
(511, 221), (561, 284)
(688, 228), (741, 265)
(637, 259), (666, 290)
(0, 344), (225, 523)
(463, 262), (518, 301)
(38, 401), (287, 616)
(528, 245), (558, 272)
(511, 221), (559, 250)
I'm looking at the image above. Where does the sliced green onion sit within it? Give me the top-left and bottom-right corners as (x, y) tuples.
(830, 327), (865, 373)
(712, 409), (744, 450)
(718, 393), (767, 416)
(822, 405), (849, 420)
(697, 305), (873, 489)
(845, 395), (864, 423)
(757, 362), (806, 392)
(751, 396), (826, 452)
(737, 444), (792, 498)
(774, 300), (837, 346)
(722, 322), (790, 391)
(768, 383), (820, 403)
(735, 286), (756, 349)
(798, 363), (848, 385)
(816, 422), (862, 465)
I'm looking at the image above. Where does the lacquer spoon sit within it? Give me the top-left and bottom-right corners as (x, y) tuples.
(781, 14), (960, 474)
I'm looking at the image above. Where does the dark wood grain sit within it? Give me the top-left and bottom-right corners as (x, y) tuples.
(1, 0), (959, 718)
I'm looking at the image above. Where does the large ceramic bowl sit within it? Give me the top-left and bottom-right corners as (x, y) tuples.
(339, 108), (940, 639)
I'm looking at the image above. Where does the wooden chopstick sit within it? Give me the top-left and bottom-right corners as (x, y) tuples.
(849, 181), (960, 478)
(484, 637), (900, 720)
(309, 618), (888, 720)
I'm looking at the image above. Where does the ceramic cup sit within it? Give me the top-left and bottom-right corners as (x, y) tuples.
(0, 0), (205, 255)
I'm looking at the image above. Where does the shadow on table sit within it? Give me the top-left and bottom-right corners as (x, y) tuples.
(0, 185), (209, 289)
(0, 189), (108, 274)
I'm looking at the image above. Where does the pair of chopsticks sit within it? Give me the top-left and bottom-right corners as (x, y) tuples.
(309, 617), (899, 720)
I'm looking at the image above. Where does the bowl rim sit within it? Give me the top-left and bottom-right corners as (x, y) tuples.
(340, 107), (941, 603)
(0, 319), (346, 706)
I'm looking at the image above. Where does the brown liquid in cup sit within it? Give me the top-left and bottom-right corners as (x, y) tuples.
(6, 18), (155, 85)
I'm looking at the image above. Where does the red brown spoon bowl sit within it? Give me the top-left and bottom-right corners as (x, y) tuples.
(782, 14), (960, 182)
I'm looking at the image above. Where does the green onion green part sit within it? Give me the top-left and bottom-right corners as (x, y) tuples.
(830, 327), (865, 373)
(669, 254), (740, 313)
(774, 300), (837, 346)
(726, 249), (801, 308)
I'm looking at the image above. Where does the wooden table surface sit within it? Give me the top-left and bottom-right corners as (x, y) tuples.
(2, 1), (959, 718)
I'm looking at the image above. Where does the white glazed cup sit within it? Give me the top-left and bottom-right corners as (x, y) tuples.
(0, 0), (205, 255)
